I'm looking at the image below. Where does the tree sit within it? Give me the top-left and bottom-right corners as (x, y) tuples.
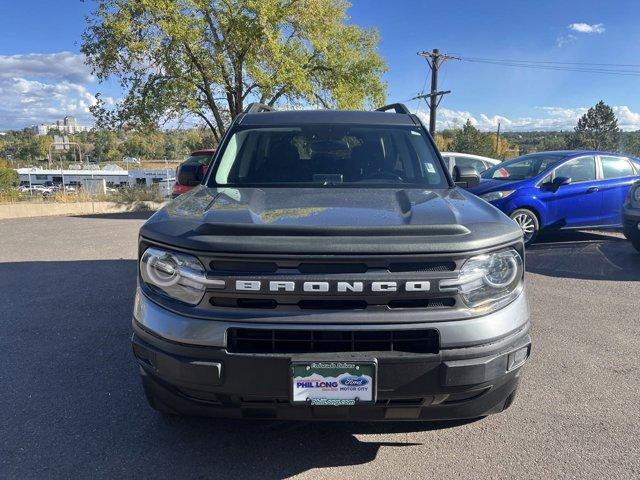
(490, 134), (517, 159)
(538, 134), (568, 152)
(451, 120), (495, 157)
(568, 100), (620, 150)
(82, 0), (387, 140)
(434, 130), (454, 151)
(0, 158), (19, 191)
(621, 132), (640, 156)
(93, 131), (122, 163)
(123, 131), (165, 160)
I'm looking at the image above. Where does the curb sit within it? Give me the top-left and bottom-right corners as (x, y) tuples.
(0, 201), (164, 220)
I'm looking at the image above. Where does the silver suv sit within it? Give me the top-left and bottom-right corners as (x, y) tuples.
(131, 103), (531, 420)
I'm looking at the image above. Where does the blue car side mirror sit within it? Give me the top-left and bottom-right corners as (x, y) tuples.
(553, 176), (571, 187)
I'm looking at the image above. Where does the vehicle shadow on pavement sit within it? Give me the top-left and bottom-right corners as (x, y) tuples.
(74, 210), (157, 220)
(526, 230), (640, 281)
(0, 258), (476, 479)
(146, 416), (472, 478)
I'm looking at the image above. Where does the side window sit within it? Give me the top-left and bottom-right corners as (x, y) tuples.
(601, 156), (634, 179)
(454, 157), (485, 172)
(554, 157), (596, 183)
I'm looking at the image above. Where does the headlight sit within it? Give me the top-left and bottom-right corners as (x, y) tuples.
(440, 249), (523, 314)
(140, 247), (224, 305)
(480, 190), (515, 202)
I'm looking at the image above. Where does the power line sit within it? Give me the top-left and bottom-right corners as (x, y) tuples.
(457, 56), (640, 69)
(457, 57), (640, 76)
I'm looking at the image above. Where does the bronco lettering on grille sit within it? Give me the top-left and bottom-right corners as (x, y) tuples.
(234, 280), (431, 294)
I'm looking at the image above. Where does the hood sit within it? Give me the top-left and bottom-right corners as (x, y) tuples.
(140, 186), (522, 254)
(468, 178), (530, 196)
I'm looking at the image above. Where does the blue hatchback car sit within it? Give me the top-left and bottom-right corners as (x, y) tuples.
(469, 151), (640, 244)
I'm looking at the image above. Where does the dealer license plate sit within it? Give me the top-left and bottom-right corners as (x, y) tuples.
(291, 361), (377, 406)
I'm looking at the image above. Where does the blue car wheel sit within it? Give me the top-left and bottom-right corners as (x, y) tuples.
(510, 208), (539, 245)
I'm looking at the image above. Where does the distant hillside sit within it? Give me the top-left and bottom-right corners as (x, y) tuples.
(502, 131), (640, 156)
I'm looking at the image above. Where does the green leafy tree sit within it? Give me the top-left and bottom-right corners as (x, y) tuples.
(538, 134), (568, 152)
(0, 158), (19, 191)
(82, 0), (387, 140)
(93, 131), (122, 163)
(568, 100), (620, 151)
(123, 131), (165, 160)
(620, 131), (640, 157)
(451, 120), (495, 157)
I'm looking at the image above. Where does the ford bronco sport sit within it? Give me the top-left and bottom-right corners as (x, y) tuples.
(132, 103), (531, 420)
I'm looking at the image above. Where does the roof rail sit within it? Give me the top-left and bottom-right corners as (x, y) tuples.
(375, 103), (411, 114)
(243, 103), (275, 114)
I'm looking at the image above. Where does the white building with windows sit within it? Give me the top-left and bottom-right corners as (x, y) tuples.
(31, 116), (92, 136)
(15, 167), (175, 196)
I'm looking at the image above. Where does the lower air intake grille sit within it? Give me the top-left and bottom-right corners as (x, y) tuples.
(227, 328), (439, 354)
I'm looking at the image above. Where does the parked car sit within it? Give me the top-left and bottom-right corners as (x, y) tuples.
(43, 181), (62, 192)
(30, 184), (54, 195)
(623, 180), (640, 252)
(133, 103), (530, 421)
(171, 149), (216, 197)
(441, 152), (501, 175)
(470, 151), (640, 245)
(122, 156), (141, 165)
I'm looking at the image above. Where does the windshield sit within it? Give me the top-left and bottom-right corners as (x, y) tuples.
(208, 125), (449, 188)
(481, 153), (568, 180)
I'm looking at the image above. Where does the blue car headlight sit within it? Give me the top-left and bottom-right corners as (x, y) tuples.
(480, 190), (515, 202)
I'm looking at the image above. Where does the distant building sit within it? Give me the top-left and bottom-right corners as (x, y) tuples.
(31, 116), (91, 136)
(15, 166), (175, 196)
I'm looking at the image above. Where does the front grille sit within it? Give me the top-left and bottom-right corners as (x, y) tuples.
(199, 253), (464, 313)
(209, 259), (456, 274)
(211, 296), (455, 310)
(227, 328), (439, 354)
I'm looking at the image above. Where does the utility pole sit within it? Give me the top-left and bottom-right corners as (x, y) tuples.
(495, 122), (501, 156)
(415, 49), (460, 135)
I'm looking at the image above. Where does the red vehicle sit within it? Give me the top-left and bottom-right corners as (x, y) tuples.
(171, 149), (216, 198)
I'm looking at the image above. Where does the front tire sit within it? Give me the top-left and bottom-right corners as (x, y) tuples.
(510, 208), (539, 246)
(632, 238), (640, 253)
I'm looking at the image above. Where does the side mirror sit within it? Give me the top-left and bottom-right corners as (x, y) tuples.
(553, 176), (571, 187)
(177, 164), (206, 186)
(453, 165), (480, 188)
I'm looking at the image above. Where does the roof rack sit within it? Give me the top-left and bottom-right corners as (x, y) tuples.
(375, 103), (411, 114)
(243, 103), (275, 114)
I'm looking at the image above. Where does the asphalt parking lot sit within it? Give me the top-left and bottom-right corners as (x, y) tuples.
(1, 213), (639, 479)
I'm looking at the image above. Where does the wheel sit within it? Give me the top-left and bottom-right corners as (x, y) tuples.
(510, 209), (539, 246)
(632, 238), (640, 253)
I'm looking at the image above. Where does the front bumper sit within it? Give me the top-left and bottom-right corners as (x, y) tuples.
(132, 289), (531, 420)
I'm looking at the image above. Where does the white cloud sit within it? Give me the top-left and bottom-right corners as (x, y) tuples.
(568, 23), (605, 34)
(0, 77), (114, 129)
(0, 52), (113, 130)
(0, 52), (94, 83)
(612, 106), (640, 131)
(413, 106), (640, 132)
(556, 34), (577, 47)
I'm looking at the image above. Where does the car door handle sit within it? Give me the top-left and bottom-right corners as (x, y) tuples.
(586, 186), (599, 193)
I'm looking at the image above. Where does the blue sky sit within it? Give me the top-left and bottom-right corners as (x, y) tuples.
(1, 0), (639, 131)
